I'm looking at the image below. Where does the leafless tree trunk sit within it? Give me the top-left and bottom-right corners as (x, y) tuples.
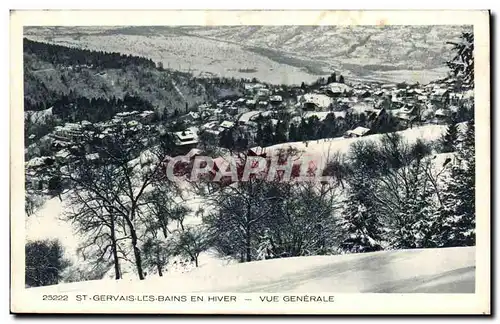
(109, 213), (121, 279)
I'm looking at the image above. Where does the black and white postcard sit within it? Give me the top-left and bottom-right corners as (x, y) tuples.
(10, 10), (490, 314)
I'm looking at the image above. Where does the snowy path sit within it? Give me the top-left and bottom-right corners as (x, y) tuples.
(32, 246), (475, 293)
(171, 79), (186, 101)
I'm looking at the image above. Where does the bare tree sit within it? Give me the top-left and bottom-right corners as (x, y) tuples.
(62, 127), (168, 280)
(170, 226), (210, 267)
(201, 150), (341, 261)
(65, 163), (128, 280)
(142, 236), (169, 277)
(203, 178), (277, 262)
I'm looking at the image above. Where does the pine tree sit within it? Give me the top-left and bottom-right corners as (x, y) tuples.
(297, 118), (308, 141)
(256, 123), (264, 147)
(288, 123), (298, 142)
(339, 75), (345, 84)
(446, 32), (474, 89)
(220, 129), (235, 150)
(439, 119), (475, 246)
(262, 120), (274, 146)
(274, 120), (288, 144)
(441, 118), (459, 153)
(331, 72), (337, 83)
(389, 161), (441, 249)
(307, 116), (321, 140)
(340, 175), (383, 253)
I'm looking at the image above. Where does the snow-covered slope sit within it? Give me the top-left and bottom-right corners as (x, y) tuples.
(26, 124), (451, 280)
(264, 124), (448, 171)
(31, 246), (475, 293)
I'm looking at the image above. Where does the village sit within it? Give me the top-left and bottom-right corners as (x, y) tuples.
(24, 72), (474, 192)
(166, 73), (473, 152)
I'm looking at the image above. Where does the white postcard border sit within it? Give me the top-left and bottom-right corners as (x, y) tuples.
(10, 9), (491, 314)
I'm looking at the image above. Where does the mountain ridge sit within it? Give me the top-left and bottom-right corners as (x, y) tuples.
(24, 25), (472, 84)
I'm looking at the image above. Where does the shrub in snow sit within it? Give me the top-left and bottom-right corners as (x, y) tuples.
(25, 239), (71, 287)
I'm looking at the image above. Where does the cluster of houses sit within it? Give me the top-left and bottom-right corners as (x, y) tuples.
(169, 77), (474, 146)
(25, 75), (474, 192)
(27, 110), (157, 171)
(26, 109), (159, 192)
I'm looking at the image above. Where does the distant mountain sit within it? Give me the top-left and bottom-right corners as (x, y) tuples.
(25, 25), (472, 84)
(179, 26), (469, 68)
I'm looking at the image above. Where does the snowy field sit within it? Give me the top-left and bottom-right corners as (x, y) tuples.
(30, 246), (475, 293)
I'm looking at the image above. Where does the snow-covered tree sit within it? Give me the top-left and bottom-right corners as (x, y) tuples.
(65, 164), (126, 280)
(262, 182), (341, 258)
(339, 175), (383, 253)
(169, 226), (210, 268)
(441, 119), (459, 153)
(387, 158), (442, 249)
(203, 178), (274, 262)
(142, 237), (169, 277)
(63, 128), (168, 280)
(446, 32), (474, 89)
(438, 119), (475, 246)
(144, 182), (190, 237)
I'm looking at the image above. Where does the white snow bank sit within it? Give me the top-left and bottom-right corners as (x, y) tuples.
(26, 196), (81, 259)
(32, 246), (475, 293)
(263, 124), (448, 170)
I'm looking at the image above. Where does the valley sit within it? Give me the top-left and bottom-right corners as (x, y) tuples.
(25, 25), (471, 85)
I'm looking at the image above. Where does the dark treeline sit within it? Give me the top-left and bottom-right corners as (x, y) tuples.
(25, 93), (153, 128)
(24, 94), (154, 145)
(24, 38), (157, 70)
(215, 111), (401, 152)
(49, 93), (154, 123)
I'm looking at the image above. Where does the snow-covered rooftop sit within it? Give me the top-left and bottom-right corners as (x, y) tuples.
(244, 83), (266, 91)
(201, 121), (219, 130)
(116, 111), (140, 118)
(304, 111), (332, 121)
(435, 109), (450, 117)
(174, 130), (198, 145)
(220, 121), (234, 129)
(239, 111), (261, 123)
(346, 126), (371, 137)
(302, 94), (333, 109)
(326, 82), (352, 94)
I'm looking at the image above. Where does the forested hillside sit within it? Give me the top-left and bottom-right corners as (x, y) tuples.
(24, 38), (244, 116)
